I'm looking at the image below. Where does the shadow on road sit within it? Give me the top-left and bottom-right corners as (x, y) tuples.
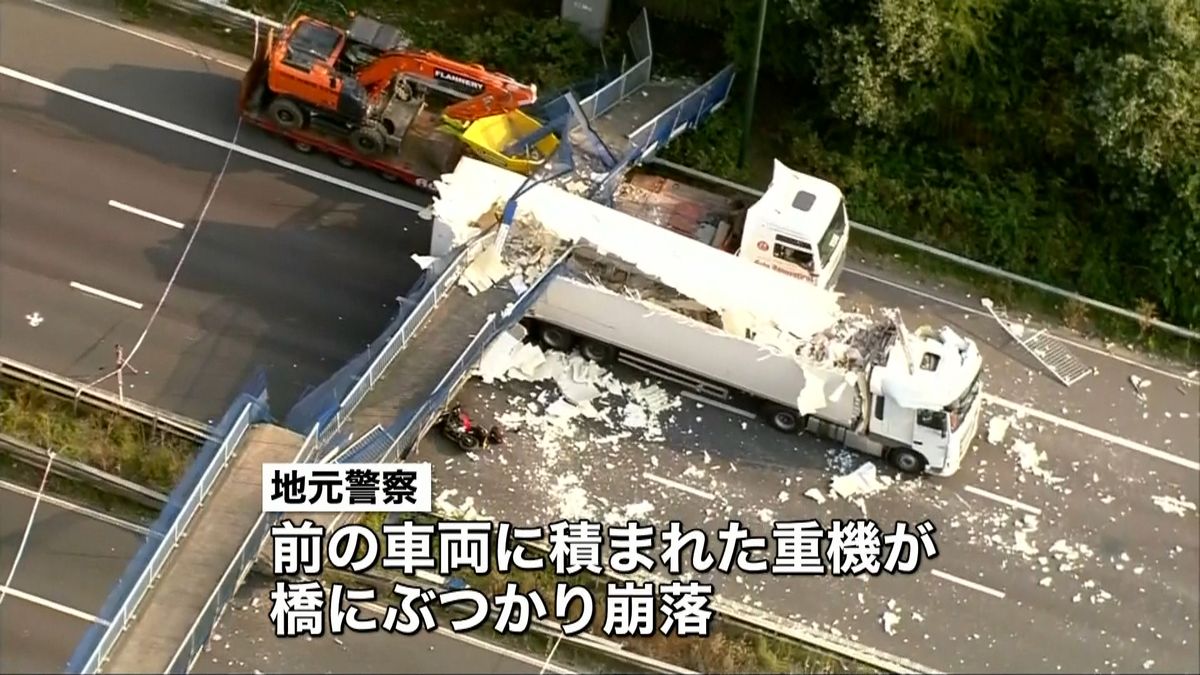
(10, 64), (436, 420)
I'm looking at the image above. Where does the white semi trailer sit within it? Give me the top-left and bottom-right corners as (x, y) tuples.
(431, 158), (984, 476)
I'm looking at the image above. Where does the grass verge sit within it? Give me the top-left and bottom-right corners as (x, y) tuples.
(0, 379), (198, 494)
(350, 512), (875, 674)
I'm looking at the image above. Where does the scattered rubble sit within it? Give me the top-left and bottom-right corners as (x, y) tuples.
(1129, 375), (1151, 401)
(829, 462), (893, 500)
(1151, 494), (1197, 517)
(986, 414), (1012, 445)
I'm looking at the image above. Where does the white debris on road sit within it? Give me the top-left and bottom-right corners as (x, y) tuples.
(986, 414), (1012, 445)
(804, 488), (827, 504)
(1151, 494), (1197, 517)
(1009, 439), (1063, 484)
(830, 462), (893, 500)
(880, 599), (901, 635)
(1129, 374), (1151, 401)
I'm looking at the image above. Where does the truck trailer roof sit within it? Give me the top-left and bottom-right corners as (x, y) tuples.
(434, 158), (846, 345)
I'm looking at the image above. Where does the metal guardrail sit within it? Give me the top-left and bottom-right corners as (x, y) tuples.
(339, 246), (576, 465)
(576, 10), (653, 121)
(645, 157), (1200, 342)
(0, 433), (169, 508)
(165, 422), (321, 674)
(67, 377), (270, 674)
(0, 356), (211, 443)
(627, 65), (736, 158)
(323, 232), (495, 449)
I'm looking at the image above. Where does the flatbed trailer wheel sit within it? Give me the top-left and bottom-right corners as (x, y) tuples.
(335, 156), (356, 168)
(267, 97), (305, 131)
(350, 124), (387, 157)
(292, 141), (314, 153)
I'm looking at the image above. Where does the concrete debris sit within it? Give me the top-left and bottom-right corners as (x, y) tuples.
(986, 415), (1012, 445)
(804, 488), (827, 504)
(410, 254), (438, 270)
(829, 462), (893, 500)
(1129, 374), (1151, 400)
(1151, 494), (1197, 517)
(1009, 439), (1063, 484)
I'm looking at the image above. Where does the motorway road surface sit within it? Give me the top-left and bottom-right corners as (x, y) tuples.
(0, 0), (429, 422)
(0, 481), (144, 673)
(1, 1), (1197, 673)
(191, 577), (567, 674)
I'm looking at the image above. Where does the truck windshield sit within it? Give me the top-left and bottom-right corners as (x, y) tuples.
(817, 200), (847, 270)
(947, 371), (981, 431)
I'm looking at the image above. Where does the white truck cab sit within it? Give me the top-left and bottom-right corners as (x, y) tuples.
(865, 324), (984, 475)
(738, 160), (850, 291)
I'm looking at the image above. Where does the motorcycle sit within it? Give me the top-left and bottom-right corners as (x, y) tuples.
(435, 401), (506, 451)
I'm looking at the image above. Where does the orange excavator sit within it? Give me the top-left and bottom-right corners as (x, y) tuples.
(258, 14), (538, 157)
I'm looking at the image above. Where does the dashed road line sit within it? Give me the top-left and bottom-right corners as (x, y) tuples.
(643, 472), (715, 500)
(0, 584), (109, 625)
(69, 281), (143, 310)
(930, 569), (1006, 600)
(963, 485), (1042, 516)
(108, 199), (186, 229)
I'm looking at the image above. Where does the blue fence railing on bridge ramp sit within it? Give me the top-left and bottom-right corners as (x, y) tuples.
(339, 247), (576, 465)
(67, 368), (272, 673)
(282, 270), (436, 435)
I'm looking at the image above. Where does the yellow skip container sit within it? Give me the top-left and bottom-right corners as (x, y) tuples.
(459, 111), (560, 175)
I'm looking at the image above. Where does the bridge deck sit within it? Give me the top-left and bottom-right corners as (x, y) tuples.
(585, 79), (698, 155)
(339, 282), (518, 445)
(102, 424), (303, 674)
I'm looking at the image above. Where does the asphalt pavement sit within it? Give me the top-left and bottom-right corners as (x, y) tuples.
(0, 0), (429, 421)
(0, 483), (145, 673)
(0, 0), (1197, 673)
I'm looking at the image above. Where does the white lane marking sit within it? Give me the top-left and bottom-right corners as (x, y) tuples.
(0, 479), (152, 535)
(0, 66), (425, 212)
(984, 394), (1200, 472)
(643, 472), (715, 500)
(26, 0), (245, 70)
(962, 485), (1042, 516)
(108, 199), (186, 229)
(679, 390), (756, 419)
(930, 569), (1006, 600)
(69, 281), (143, 310)
(0, 584), (110, 624)
(846, 266), (1199, 386)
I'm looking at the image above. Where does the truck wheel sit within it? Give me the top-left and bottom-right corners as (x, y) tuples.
(350, 125), (387, 156)
(292, 141), (314, 154)
(580, 339), (615, 365)
(267, 98), (305, 130)
(887, 448), (927, 474)
(762, 404), (802, 433)
(539, 325), (574, 352)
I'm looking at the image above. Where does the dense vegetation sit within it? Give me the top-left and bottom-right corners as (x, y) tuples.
(230, 0), (1198, 330)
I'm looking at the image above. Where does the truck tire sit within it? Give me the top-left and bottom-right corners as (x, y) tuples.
(267, 97), (305, 130)
(538, 325), (574, 352)
(887, 448), (926, 474)
(762, 403), (802, 434)
(350, 125), (387, 157)
(580, 339), (615, 365)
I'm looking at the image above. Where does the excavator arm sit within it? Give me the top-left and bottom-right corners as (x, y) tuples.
(355, 50), (537, 123)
